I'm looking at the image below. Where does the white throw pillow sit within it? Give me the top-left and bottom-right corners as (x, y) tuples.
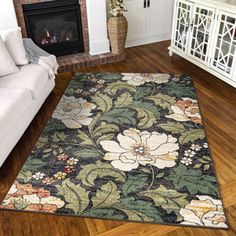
(0, 27), (29, 66)
(0, 36), (19, 77)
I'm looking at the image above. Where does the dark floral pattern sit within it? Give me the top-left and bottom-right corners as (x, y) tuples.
(0, 73), (228, 228)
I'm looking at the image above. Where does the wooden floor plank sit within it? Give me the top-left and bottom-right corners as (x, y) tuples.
(97, 223), (179, 236)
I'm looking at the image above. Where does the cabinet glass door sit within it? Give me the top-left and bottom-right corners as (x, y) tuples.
(211, 12), (236, 78)
(188, 6), (215, 63)
(173, 0), (192, 52)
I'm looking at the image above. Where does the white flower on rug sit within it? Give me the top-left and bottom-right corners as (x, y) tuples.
(52, 95), (96, 129)
(121, 73), (170, 86)
(98, 79), (105, 84)
(166, 97), (202, 124)
(190, 144), (201, 151)
(180, 195), (227, 228)
(203, 143), (208, 148)
(100, 128), (179, 171)
(184, 150), (196, 157)
(32, 172), (45, 180)
(180, 157), (192, 166)
(66, 158), (79, 165)
(75, 88), (83, 94)
(89, 88), (98, 93)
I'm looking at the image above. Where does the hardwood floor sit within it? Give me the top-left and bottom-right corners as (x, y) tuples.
(0, 41), (236, 236)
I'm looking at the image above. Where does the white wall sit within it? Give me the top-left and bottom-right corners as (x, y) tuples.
(86, 0), (110, 55)
(0, 0), (18, 30)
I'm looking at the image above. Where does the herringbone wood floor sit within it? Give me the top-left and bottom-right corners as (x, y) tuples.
(0, 41), (236, 236)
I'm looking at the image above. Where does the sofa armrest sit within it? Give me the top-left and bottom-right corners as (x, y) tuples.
(23, 38), (51, 57)
(23, 38), (58, 78)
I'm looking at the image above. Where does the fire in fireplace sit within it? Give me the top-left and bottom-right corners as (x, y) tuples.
(23, 0), (84, 56)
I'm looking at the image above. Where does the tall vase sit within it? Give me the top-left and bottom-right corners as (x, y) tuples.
(108, 15), (128, 55)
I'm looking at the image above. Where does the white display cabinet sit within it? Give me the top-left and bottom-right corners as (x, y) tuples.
(168, 0), (236, 87)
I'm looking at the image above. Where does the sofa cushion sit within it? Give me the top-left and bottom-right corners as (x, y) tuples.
(0, 64), (50, 99)
(0, 36), (19, 77)
(0, 88), (32, 141)
(0, 27), (29, 66)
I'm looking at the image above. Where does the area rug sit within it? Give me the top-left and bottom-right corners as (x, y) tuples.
(0, 73), (228, 229)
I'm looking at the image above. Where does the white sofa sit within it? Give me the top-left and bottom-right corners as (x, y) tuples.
(0, 59), (55, 167)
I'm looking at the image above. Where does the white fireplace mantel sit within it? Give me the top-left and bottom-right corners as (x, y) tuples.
(86, 0), (110, 55)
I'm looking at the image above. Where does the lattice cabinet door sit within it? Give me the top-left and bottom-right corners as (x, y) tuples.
(210, 11), (236, 79)
(172, 0), (193, 53)
(188, 5), (216, 64)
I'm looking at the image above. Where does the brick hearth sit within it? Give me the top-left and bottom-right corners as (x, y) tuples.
(57, 52), (126, 73)
(13, 0), (126, 72)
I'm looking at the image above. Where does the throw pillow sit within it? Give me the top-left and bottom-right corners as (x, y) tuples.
(0, 27), (29, 66)
(0, 36), (19, 77)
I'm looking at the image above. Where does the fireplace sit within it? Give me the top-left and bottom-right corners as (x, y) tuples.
(23, 0), (84, 56)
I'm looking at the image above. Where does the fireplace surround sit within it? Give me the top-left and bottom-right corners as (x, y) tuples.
(12, 0), (126, 71)
(13, 0), (89, 53)
(23, 0), (84, 56)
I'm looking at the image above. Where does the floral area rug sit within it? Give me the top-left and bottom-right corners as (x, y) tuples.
(0, 73), (228, 229)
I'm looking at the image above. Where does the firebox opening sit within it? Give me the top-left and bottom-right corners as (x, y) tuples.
(23, 0), (84, 56)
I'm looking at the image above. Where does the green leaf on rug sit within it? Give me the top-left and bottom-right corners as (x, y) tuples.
(93, 123), (119, 140)
(165, 164), (219, 197)
(56, 179), (89, 213)
(93, 122), (120, 144)
(96, 134), (117, 144)
(77, 161), (126, 187)
(114, 197), (164, 222)
(139, 185), (188, 221)
(35, 137), (48, 149)
(83, 208), (125, 219)
(22, 158), (46, 172)
(164, 81), (195, 98)
(65, 87), (75, 95)
(134, 86), (153, 100)
(17, 170), (32, 183)
(115, 92), (133, 107)
(193, 156), (212, 171)
(136, 108), (157, 129)
(101, 108), (137, 126)
(146, 93), (176, 111)
(12, 198), (28, 210)
(131, 101), (160, 129)
(99, 73), (123, 82)
(88, 113), (102, 134)
(158, 121), (186, 134)
(104, 81), (137, 95)
(45, 120), (66, 132)
(77, 130), (93, 145)
(91, 92), (113, 112)
(132, 101), (160, 119)
(122, 174), (149, 197)
(179, 129), (205, 144)
(51, 132), (68, 143)
(74, 148), (101, 159)
(116, 208), (154, 222)
(92, 181), (121, 208)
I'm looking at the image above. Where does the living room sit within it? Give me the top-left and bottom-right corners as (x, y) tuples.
(0, 0), (236, 235)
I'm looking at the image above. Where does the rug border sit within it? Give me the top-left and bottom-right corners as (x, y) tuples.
(191, 76), (230, 229)
(0, 207), (229, 230)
